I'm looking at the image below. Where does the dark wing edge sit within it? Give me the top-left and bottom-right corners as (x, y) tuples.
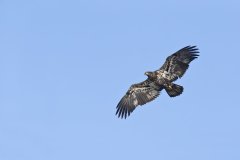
(173, 45), (199, 64)
(116, 81), (160, 119)
(159, 45), (199, 81)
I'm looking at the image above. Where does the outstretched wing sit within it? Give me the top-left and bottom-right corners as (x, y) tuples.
(158, 46), (199, 81)
(116, 80), (160, 119)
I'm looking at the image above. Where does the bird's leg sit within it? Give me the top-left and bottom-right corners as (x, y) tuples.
(164, 82), (173, 89)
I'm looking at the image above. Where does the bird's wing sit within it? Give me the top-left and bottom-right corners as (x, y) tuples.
(116, 79), (160, 119)
(158, 46), (199, 82)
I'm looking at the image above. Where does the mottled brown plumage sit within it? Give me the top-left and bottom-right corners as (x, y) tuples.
(116, 46), (199, 119)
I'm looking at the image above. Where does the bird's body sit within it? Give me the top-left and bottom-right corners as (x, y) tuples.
(116, 46), (199, 119)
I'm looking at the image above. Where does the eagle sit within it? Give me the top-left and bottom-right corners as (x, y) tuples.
(116, 46), (199, 119)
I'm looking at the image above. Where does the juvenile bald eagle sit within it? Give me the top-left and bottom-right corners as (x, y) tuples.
(116, 46), (199, 119)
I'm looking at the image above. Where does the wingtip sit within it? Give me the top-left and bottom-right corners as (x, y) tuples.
(185, 45), (197, 48)
(185, 45), (200, 57)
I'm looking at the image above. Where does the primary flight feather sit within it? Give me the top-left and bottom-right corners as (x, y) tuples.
(116, 46), (199, 119)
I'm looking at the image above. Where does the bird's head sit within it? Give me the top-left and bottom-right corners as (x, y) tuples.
(144, 71), (154, 78)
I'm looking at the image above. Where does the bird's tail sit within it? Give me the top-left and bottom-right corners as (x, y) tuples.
(164, 83), (183, 97)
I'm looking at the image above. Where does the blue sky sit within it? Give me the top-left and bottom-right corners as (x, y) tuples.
(0, 0), (240, 160)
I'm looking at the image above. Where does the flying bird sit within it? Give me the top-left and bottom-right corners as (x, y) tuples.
(116, 46), (199, 119)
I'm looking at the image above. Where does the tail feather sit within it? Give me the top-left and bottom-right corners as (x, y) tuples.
(165, 83), (183, 97)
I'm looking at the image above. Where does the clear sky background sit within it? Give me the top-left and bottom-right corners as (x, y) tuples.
(0, 0), (240, 160)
